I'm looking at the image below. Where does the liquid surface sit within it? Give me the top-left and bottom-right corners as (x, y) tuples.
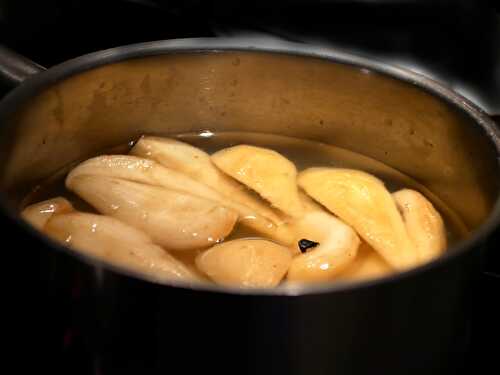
(22, 131), (468, 287)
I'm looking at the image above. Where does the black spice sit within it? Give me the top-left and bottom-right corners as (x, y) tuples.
(298, 239), (319, 253)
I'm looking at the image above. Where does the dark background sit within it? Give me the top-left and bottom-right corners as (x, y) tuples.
(0, 0), (499, 113)
(0, 0), (499, 373)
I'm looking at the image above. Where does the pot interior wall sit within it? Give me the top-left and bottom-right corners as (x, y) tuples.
(0, 51), (498, 231)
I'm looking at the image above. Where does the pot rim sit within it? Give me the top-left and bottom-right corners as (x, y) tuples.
(1, 37), (499, 296)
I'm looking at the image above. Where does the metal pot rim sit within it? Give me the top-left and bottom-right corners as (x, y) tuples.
(1, 37), (499, 296)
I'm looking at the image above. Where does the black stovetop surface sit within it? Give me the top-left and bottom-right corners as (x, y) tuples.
(1, 0), (499, 113)
(1, 1), (499, 373)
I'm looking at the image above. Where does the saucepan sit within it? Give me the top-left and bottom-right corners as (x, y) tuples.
(0, 38), (499, 375)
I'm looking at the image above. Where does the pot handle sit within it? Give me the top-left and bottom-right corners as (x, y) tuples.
(0, 45), (46, 88)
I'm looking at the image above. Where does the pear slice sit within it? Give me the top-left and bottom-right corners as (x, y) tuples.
(285, 192), (336, 257)
(287, 211), (360, 283)
(393, 189), (447, 262)
(299, 191), (324, 213)
(195, 239), (291, 288)
(66, 175), (238, 250)
(337, 242), (393, 281)
(130, 136), (284, 224)
(45, 212), (200, 283)
(298, 168), (418, 269)
(67, 155), (226, 202)
(130, 137), (292, 243)
(68, 154), (293, 245)
(211, 145), (304, 218)
(21, 197), (74, 230)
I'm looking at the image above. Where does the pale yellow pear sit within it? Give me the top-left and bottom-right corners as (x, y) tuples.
(131, 137), (293, 244)
(196, 239), (291, 288)
(393, 189), (447, 262)
(212, 145), (303, 218)
(67, 175), (238, 250)
(287, 211), (360, 283)
(45, 212), (200, 283)
(21, 197), (74, 230)
(298, 168), (419, 269)
(337, 242), (393, 281)
(68, 154), (293, 245)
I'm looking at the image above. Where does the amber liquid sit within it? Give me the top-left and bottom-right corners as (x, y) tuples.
(23, 131), (468, 276)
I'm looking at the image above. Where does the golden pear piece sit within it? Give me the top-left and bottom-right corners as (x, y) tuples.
(287, 211), (360, 283)
(66, 175), (238, 250)
(298, 168), (418, 269)
(130, 136), (283, 223)
(195, 239), (292, 288)
(67, 155), (227, 202)
(211, 145), (304, 218)
(45, 212), (200, 283)
(337, 242), (393, 281)
(21, 197), (74, 230)
(393, 189), (447, 262)
(68, 154), (292, 245)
